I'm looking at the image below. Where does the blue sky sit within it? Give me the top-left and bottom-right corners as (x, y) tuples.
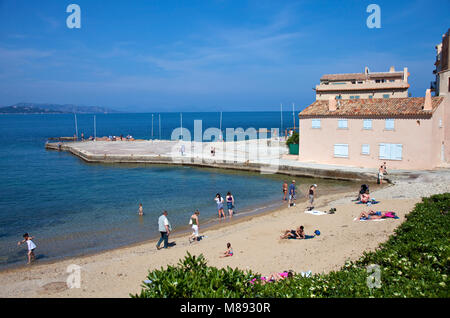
(0, 0), (449, 112)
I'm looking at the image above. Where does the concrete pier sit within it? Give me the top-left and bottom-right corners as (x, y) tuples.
(45, 139), (380, 181)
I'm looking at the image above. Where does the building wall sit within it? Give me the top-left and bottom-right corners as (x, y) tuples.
(298, 116), (444, 170)
(438, 70), (450, 96)
(316, 90), (408, 101)
(443, 96), (450, 163)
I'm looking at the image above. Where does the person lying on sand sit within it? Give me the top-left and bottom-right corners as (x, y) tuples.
(250, 270), (294, 285)
(280, 226), (305, 239)
(358, 210), (397, 220)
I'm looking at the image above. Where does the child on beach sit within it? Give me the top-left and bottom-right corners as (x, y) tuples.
(220, 242), (233, 257)
(138, 203), (144, 216)
(282, 181), (288, 201)
(17, 233), (36, 264)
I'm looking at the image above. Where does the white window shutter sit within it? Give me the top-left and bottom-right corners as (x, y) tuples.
(362, 144), (370, 154)
(334, 144), (348, 157)
(393, 144), (403, 160)
(379, 143), (386, 159)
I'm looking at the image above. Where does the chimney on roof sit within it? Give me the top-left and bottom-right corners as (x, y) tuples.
(424, 89), (432, 111)
(329, 96), (337, 111)
(389, 66), (395, 72)
(364, 66), (369, 75)
(403, 67), (409, 83)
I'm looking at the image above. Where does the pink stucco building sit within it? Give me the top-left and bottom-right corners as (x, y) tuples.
(298, 91), (450, 170)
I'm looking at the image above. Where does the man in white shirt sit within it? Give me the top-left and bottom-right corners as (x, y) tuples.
(156, 211), (172, 250)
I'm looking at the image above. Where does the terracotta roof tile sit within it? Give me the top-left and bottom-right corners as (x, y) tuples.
(299, 97), (444, 119)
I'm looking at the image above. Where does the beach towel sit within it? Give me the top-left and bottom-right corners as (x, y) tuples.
(300, 270), (312, 278)
(354, 217), (386, 222)
(288, 235), (316, 239)
(304, 210), (327, 216)
(383, 212), (399, 219)
(356, 199), (380, 205)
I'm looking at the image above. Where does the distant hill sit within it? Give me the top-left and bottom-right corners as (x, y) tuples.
(0, 103), (119, 114)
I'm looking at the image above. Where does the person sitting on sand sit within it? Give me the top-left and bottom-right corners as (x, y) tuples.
(220, 242), (233, 257)
(280, 225), (305, 239)
(360, 190), (370, 203)
(357, 184), (369, 201)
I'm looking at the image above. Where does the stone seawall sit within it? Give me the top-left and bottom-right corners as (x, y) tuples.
(45, 141), (378, 181)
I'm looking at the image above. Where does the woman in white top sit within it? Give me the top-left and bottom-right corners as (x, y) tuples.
(215, 193), (225, 219)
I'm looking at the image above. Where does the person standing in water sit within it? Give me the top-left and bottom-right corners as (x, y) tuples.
(17, 233), (36, 264)
(138, 203), (144, 216)
(215, 193), (225, 219)
(282, 181), (288, 201)
(226, 192), (235, 217)
(189, 210), (200, 243)
(288, 180), (297, 207)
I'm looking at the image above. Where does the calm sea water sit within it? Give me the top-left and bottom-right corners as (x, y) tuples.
(0, 112), (355, 270)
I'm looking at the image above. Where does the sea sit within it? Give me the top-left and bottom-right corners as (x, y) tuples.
(0, 112), (356, 270)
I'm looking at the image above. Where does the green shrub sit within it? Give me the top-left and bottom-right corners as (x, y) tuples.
(133, 193), (450, 298)
(285, 131), (299, 146)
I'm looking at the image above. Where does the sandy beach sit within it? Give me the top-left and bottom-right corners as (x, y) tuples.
(2, 169), (449, 298)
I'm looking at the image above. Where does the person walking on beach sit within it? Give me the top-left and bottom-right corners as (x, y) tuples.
(226, 192), (235, 217)
(189, 210), (200, 243)
(282, 181), (288, 201)
(17, 233), (36, 264)
(138, 203), (144, 216)
(156, 211), (172, 250)
(215, 193), (225, 219)
(288, 180), (296, 207)
(307, 184), (317, 211)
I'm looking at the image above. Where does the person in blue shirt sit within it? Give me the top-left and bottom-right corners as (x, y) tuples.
(288, 180), (296, 207)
